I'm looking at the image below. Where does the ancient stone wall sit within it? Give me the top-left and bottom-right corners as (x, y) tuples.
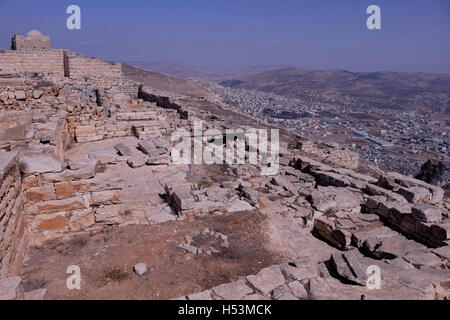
(66, 53), (122, 79)
(0, 50), (64, 76)
(0, 152), (26, 278)
(12, 34), (50, 51)
(297, 140), (359, 169)
(18, 153), (129, 245)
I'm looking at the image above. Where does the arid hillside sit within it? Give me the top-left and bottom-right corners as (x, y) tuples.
(220, 68), (450, 113)
(122, 64), (206, 97)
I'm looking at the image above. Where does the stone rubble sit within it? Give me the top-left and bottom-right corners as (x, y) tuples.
(0, 32), (449, 300)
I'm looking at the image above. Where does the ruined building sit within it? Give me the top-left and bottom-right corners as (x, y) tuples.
(11, 30), (51, 51)
(0, 30), (448, 300)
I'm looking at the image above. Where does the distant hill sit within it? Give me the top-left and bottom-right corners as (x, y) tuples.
(123, 61), (307, 82)
(122, 64), (206, 97)
(220, 68), (450, 113)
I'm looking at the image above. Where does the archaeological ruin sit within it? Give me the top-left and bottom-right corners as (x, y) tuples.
(0, 30), (448, 300)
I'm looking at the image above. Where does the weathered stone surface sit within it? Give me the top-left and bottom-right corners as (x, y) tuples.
(242, 293), (269, 300)
(412, 205), (442, 223)
(433, 245), (450, 263)
(361, 235), (425, 260)
(14, 91), (26, 100)
(172, 186), (194, 211)
(134, 263), (147, 275)
(138, 141), (160, 157)
(32, 90), (44, 99)
(365, 184), (407, 203)
(69, 209), (94, 231)
(435, 281), (450, 300)
(88, 150), (118, 164)
(398, 187), (431, 204)
(55, 177), (122, 199)
(24, 288), (47, 300)
(28, 196), (85, 214)
(280, 261), (317, 282)
(227, 200), (254, 213)
(287, 281), (308, 299)
(311, 186), (361, 213)
(312, 170), (351, 188)
(403, 250), (444, 268)
(75, 126), (97, 138)
(0, 277), (23, 300)
(380, 172), (444, 204)
(314, 216), (352, 250)
(127, 155), (147, 168)
(94, 205), (125, 224)
(21, 152), (62, 174)
(114, 143), (132, 156)
(352, 226), (398, 248)
(246, 265), (286, 296)
(308, 277), (338, 300)
(91, 190), (123, 205)
(431, 222), (450, 241)
(212, 280), (253, 300)
(330, 251), (367, 286)
(187, 290), (213, 300)
(43, 159), (100, 183)
(25, 185), (56, 202)
(271, 176), (297, 195)
(0, 152), (18, 182)
(276, 293), (298, 300)
(32, 212), (68, 232)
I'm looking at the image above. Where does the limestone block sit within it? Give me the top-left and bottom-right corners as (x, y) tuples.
(25, 185), (56, 202)
(398, 187), (432, 204)
(412, 205), (442, 223)
(212, 280), (253, 300)
(27, 196), (85, 214)
(246, 265), (286, 296)
(21, 152), (62, 174)
(91, 190), (123, 205)
(32, 212), (68, 232)
(0, 277), (23, 300)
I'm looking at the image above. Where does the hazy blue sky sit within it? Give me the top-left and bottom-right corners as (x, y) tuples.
(0, 0), (449, 72)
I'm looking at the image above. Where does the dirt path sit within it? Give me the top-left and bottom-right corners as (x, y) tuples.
(21, 211), (283, 300)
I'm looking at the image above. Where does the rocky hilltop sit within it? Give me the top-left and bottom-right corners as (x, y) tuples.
(0, 31), (448, 300)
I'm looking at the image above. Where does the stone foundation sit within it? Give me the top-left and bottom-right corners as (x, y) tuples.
(0, 152), (26, 278)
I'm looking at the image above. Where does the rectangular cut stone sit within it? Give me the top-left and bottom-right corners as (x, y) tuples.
(172, 187), (194, 211)
(69, 209), (95, 231)
(54, 177), (122, 199)
(398, 187), (431, 204)
(431, 223), (450, 241)
(212, 280), (253, 300)
(0, 152), (18, 183)
(91, 190), (123, 205)
(21, 152), (62, 174)
(25, 185), (56, 202)
(94, 205), (123, 224)
(75, 126), (97, 137)
(246, 265), (286, 296)
(27, 197), (85, 215)
(32, 212), (68, 232)
(114, 143), (132, 156)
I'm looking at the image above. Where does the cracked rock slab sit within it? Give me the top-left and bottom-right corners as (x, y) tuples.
(212, 280), (253, 300)
(246, 265), (286, 296)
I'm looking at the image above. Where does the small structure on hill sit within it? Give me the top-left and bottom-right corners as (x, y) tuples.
(11, 29), (51, 50)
